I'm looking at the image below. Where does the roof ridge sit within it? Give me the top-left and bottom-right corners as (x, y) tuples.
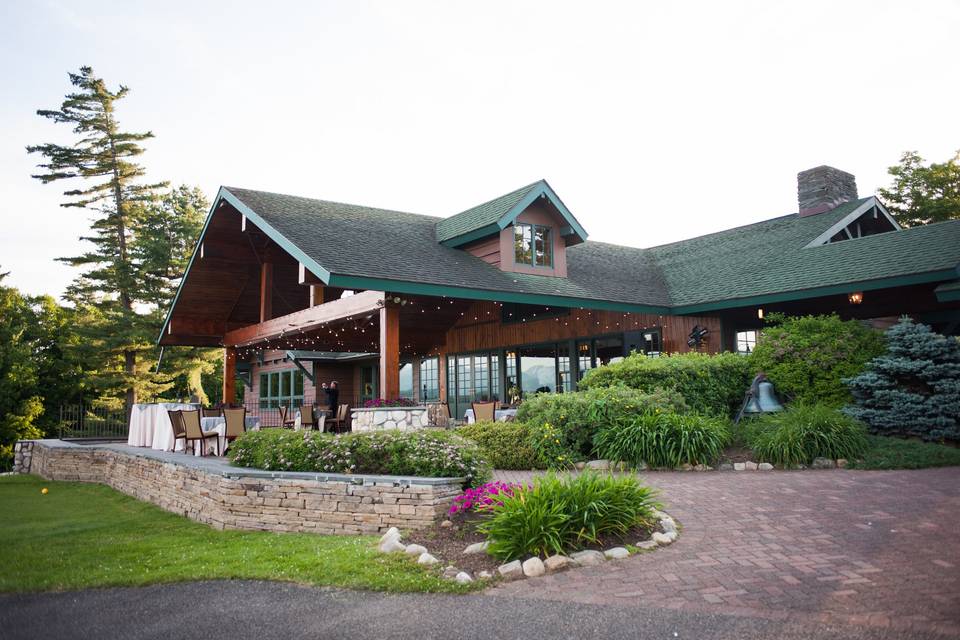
(224, 186), (442, 221)
(448, 179), (544, 217)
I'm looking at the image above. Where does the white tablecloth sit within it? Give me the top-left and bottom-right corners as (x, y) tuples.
(464, 408), (517, 424)
(127, 403), (198, 447)
(200, 416), (261, 455)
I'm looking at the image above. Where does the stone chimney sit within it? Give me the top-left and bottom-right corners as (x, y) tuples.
(797, 166), (858, 217)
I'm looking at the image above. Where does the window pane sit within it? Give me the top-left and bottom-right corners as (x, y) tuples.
(259, 373), (268, 398)
(736, 330), (757, 354)
(281, 371), (291, 396)
(490, 354), (500, 401)
(420, 357), (439, 402)
(474, 355), (489, 401)
(269, 373), (279, 398)
(293, 371), (304, 396)
(576, 340), (593, 381)
(514, 224), (532, 265)
(399, 362), (413, 399)
(595, 336), (624, 366)
(519, 344), (557, 396)
(535, 226), (553, 267)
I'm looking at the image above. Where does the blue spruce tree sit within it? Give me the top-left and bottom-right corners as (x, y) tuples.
(844, 318), (960, 441)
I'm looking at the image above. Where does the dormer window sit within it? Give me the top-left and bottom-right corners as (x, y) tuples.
(514, 223), (553, 267)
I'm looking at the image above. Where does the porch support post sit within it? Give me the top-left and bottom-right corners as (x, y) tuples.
(309, 285), (324, 307)
(222, 346), (237, 406)
(259, 262), (273, 322)
(379, 304), (400, 400)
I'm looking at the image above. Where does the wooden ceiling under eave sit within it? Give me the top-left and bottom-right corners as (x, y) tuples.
(160, 200), (309, 347)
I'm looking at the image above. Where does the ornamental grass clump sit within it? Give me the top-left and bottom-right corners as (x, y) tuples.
(228, 429), (492, 487)
(592, 411), (730, 468)
(477, 472), (658, 561)
(744, 403), (869, 467)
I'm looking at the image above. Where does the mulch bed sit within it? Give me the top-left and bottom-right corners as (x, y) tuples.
(405, 510), (659, 576)
(719, 444), (755, 464)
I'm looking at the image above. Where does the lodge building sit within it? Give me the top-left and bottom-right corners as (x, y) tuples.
(159, 166), (960, 421)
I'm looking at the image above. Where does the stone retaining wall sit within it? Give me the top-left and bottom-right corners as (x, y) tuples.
(23, 440), (461, 535)
(351, 406), (430, 432)
(13, 441), (34, 474)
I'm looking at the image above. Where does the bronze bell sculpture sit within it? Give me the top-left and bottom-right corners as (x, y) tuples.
(736, 372), (784, 422)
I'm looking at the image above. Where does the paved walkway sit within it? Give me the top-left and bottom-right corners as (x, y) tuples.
(490, 467), (960, 637)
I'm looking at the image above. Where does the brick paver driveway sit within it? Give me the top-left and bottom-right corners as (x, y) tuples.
(490, 467), (960, 637)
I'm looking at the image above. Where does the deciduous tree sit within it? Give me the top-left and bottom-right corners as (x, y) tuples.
(879, 150), (960, 227)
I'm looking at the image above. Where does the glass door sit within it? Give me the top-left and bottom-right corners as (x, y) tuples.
(360, 365), (378, 404)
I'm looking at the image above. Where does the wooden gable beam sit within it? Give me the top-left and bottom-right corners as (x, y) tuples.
(224, 290), (384, 347)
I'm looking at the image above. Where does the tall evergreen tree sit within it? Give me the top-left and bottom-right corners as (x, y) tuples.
(135, 186), (221, 404)
(0, 270), (44, 470)
(27, 66), (168, 409)
(879, 150), (960, 227)
(843, 318), (960, 441)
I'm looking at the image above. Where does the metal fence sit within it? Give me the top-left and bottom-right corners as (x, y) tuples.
(58, 404), (129, 439)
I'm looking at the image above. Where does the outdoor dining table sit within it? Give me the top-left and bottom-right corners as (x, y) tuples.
(463, 408), (518, 424)
(200, 415), (261, 455)
(126, 402), (198, 448)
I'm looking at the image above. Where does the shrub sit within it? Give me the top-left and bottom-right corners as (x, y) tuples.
(528, 421), (578, 470)
(515, 386), (689, 459)
(579, 352), (752, 417)
(456, 421), (545, 470)
(743, 403), (869, 466)
(478, 472), (659, 560)
(362, 398), (417, 408)
(448, 481), (525, 515)
(843, 318), (960, 441)
(750, 313), (886, 406)
(592, 411), (730, 468)
(229, 429), (492, 487)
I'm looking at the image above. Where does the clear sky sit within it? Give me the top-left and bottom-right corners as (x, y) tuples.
(1, 0), (958, 299)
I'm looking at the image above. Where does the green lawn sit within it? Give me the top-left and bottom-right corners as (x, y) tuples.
(0, 475), (474, 593)
(849, 435), (960, 470)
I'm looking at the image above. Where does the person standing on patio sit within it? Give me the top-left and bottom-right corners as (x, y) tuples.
(324, 381), (339, 414)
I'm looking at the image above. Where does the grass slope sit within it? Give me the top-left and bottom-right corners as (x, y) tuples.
(848, 436), (960, 470)
(0, 475), (472, 593)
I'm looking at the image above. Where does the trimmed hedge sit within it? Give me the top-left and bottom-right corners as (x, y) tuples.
(456, 421), (546, 470)
(228, 429), (491, 487)
(592, 411), (731, 468)
(579, 352), (752, 417)
(750, 313), (886, 406)
(743, 403), (869, 466)
(515, 386), (689, 461)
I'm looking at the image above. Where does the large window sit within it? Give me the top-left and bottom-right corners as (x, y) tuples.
(514, 223), (553, 267)
(447, 352), (501, 419)
(419, 357), (440, 402)
(258, 370), (304, 409)
(519, 344), (559, 395)
(399, 362), (413, 399)
(736, 330), (757, 354)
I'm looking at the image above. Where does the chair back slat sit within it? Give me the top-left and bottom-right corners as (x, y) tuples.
(472, 401), (496, 423)
(202, 407), (221, 418)
(224, 408), (246, 438)
(167, 410), (186, 438)
(337, 404), (349, 422)
(181, 409), (203, 439)
(302, 405), (314, 427)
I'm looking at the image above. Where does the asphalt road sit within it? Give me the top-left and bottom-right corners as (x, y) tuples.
(0, 580), (947, 640)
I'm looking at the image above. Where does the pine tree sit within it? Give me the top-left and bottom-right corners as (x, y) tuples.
(27, 66), (168, 409)
(134, 186), (221, 404)
(844, 318), (960, 441)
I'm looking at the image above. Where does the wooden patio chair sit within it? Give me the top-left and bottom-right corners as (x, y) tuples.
(300, 404), (319, 430)
(472, 401), (497, 423)
(201, 407), (221, 418)
(223, 407), (247, 447)
(181, 409), (220, 456)
(279, 405), (296, 428)
(166, 409), (187, 452)
(327, 404), (350, 433)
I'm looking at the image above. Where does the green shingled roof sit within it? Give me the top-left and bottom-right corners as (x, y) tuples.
(434, 179), (588, 246)
(648, 198), (960, 311)
(172, 184), (960, 324)
(220, 186), (671, 312)
(436, 181), (542, 244)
